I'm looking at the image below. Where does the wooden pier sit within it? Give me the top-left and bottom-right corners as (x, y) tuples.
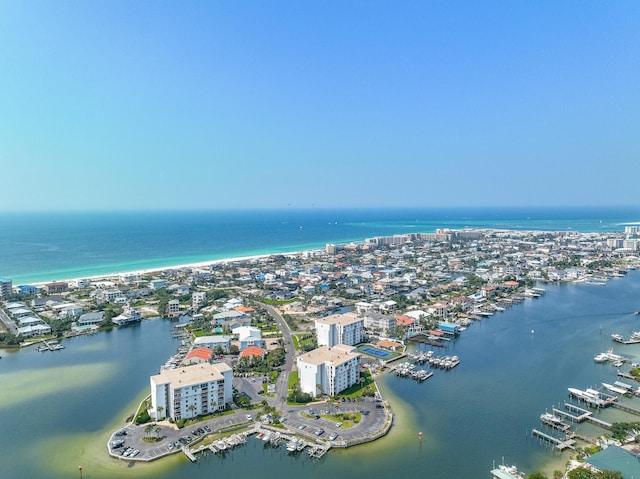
(182, 446), (196, 462)
(551, 403), (611, 429)
(531, 429), (576, 450)
(540, 416), (571, 432)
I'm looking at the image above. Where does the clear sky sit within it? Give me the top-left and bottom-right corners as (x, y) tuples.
(1, 1), (639, 211)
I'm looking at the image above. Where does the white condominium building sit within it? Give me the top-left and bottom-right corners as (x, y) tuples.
(296, 344), (361, 398)
(315, 312), (364, 347)
(149, 362), (233, 421)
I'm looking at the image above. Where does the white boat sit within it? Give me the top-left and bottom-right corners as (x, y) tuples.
(614, 380), (633, 391)
(568, 387), (605, 406)
(612, 334), (625, 342)
(602, 383), (627, 395)
(594, 353), (609, 363)
(491, 464), (526, 479)
(604, 349), (626, 363)
(540, 412), (564, 425)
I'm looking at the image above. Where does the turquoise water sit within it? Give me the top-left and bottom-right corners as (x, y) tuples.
(3, 272), (640, 478)
(1, 207), (639, 283)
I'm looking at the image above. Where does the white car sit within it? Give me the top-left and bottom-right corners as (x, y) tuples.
(246, 414), (252, 420)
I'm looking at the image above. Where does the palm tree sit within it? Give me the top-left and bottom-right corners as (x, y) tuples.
(144, 423), (154, 438)
(187, 404), (197, 418)
(210, 399), (217, 414)
(156, 405), (164, 421)
(155, 426), (161, 439)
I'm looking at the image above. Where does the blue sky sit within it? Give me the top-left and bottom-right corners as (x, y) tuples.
(1, 1), (639, 211)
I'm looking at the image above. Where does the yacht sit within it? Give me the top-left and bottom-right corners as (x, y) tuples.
(594, 352), (609, 363)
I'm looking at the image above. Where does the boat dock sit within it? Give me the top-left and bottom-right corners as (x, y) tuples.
(182, 446), (196, 462)
(551, 403), (611, 429)
(617, 370), (640, 382)
(36, 339), (65, 352)
(531, 429), (576, 450)
(540, 415), (571, 432)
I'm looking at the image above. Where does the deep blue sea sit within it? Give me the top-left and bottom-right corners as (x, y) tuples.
(1, 207), (639, 284)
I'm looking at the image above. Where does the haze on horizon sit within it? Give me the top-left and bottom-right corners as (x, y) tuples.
(1, 1), (639, 212)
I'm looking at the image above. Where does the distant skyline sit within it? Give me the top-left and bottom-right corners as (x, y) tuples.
(1, 1), (639, 211)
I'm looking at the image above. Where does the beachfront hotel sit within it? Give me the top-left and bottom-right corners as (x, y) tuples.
(296, 344), (361, 397)
(315, 312), (364, 347)
(149, 362), (233, 421)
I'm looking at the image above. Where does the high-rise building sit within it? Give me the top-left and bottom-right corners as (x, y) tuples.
(315, 312), (364, 347)
(296, 344), (361, 397)
(150, 362), (233, 421)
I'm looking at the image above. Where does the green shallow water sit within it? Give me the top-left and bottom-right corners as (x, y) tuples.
(3, 272), (640, 478)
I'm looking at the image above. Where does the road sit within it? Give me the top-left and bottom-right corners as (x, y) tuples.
(261, 303), (296, 406)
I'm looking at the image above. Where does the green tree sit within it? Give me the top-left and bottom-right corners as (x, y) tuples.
(187, 404), (197, 418)
(567, 467), (594, 479)
(528, 473), (548, 479)
(156, 405), (164, 421)
(144, 423), (154, 438)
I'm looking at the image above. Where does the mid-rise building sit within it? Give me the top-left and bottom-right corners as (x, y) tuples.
(315, 312), (364, 347)
(296, 344), (361, 398)
(0, 278), (13, 300)
(192, 291), (207, 309)
(166, 299), (181, 318)
(149, 362), (233, 421)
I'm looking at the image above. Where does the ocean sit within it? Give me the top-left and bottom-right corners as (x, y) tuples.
(1, 206), (639, 284)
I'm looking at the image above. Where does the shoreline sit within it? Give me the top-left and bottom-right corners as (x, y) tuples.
(27, 250), (312, 288)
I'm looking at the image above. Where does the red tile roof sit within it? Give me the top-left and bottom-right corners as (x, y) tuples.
(235, 306), (255, 313)
(185, 347), (213, 361)
(240, 346), (265, 358)
(395, 315), (415, 326)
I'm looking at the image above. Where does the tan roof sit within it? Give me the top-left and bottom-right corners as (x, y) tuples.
(315, 312), (362, 327)
(297, 344), (359, 367)
(151, 362), (231, 387)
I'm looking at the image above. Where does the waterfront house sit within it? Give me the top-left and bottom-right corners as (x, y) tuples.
(193, 335), (232, 352)
(183, 347), (214, 365)
(17, 323), (51, 338)
(44, 282), (68, 294)
(78, 312), (104, 326)
(16, 284), (39, 295)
